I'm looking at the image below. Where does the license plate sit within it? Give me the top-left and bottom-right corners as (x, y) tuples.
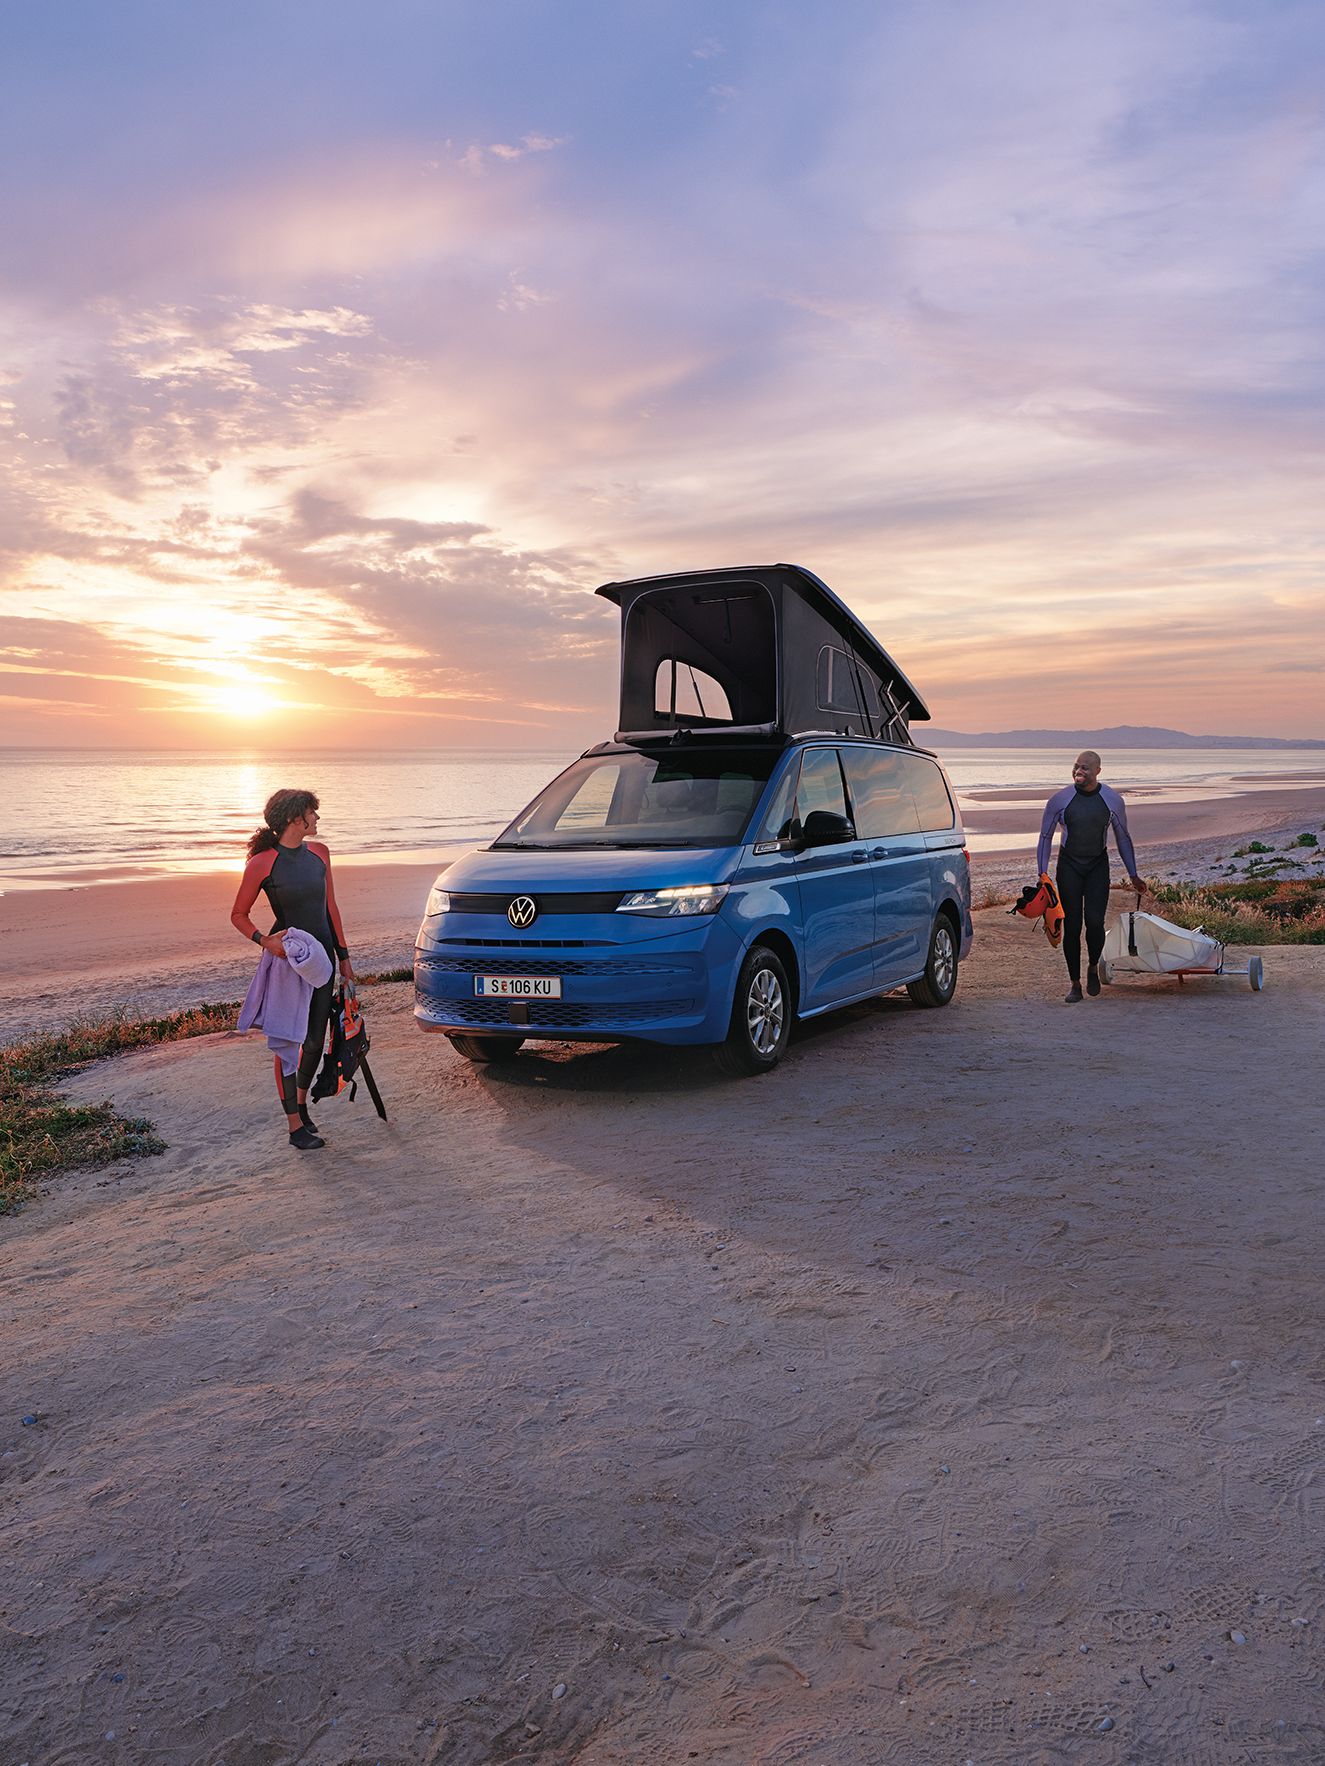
(474, 974), (562, 998)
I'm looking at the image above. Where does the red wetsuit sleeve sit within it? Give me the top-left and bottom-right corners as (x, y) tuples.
(310, 842), (349, 958)
(230, 850), (277, 941)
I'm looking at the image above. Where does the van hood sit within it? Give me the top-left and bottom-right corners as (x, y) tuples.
(437, 844), (741, 894)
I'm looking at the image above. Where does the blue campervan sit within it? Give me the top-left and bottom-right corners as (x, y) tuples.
(415, 565), (972, 1075)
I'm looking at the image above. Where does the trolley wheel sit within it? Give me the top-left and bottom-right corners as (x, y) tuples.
(1248, 955), (1264, 992)
(1097, 958), (1114, 986)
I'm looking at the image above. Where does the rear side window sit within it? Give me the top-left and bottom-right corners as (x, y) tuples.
(794, 747), (849, 825)
(840, 747), (921, 838)
(905, 753), (957, 831)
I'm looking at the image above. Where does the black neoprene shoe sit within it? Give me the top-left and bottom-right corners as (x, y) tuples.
(1086, 968), (1101, 997)
(289, 1126), (325, 1151)
(1064, 983), (1084, 1004)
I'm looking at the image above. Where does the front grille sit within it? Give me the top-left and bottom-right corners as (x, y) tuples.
(418, 993), (696, 1028)
(434, 937), (613, 949)
(417, 955), (690, 978)
(448, 892), (624, 915)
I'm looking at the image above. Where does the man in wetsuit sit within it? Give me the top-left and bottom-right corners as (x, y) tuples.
(1037, 751), (1144, 1004)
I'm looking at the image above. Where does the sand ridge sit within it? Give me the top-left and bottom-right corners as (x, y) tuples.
(2, 912), (1322, 1762)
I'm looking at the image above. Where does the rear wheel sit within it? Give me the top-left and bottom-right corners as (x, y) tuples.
(447, 1033), (525, 1064)
(1249, 955), (1264, 991)
(712, 945), (792, 1077)
(907, 915), (959, 1009)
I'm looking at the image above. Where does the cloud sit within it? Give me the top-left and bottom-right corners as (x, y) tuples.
(486, 134), (571, 163)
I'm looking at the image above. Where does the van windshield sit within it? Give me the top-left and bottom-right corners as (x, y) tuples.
(493, 747), (783, 850)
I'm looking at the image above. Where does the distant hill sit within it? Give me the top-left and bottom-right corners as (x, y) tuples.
(925, 724), (1325, 750)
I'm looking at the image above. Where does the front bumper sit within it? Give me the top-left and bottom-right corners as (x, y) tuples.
(413, 915), (744, 1045)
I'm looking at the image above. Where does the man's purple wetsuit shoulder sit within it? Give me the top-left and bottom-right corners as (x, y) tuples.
(1037, 782), (1137, 875)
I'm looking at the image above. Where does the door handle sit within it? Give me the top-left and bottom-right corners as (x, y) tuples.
(850, 848), (868, 863)
(870, 846), (891, 859)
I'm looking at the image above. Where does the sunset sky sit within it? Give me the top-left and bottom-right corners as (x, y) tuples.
(3, 0), (1323, 747)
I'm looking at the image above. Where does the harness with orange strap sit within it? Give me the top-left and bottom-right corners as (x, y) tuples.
(1009, 871), (1065, 947)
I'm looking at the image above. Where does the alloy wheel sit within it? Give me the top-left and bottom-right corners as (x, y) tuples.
(746, 966), (785, 1056)
(932, 925), (956, 994)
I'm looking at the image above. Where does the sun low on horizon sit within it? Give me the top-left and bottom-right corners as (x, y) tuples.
(3, 0), (1324, 750)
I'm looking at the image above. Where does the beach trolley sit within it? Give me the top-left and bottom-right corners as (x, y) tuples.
(1099, 905), (1264, 991)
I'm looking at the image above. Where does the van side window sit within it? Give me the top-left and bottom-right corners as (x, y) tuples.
(794, 747), (849, 827)
(840, 746), (921, 838)
(654, 659), (733, 723)
(759, 759), (800, 839)
(904, 753), (957, 831)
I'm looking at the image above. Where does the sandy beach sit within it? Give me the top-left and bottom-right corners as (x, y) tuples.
(4, 781), (1323, 1044)
(3, 909), (1322, 1763)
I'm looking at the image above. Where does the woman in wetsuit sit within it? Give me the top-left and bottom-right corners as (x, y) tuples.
(1037, 751), (1145, 1004)
(230, 788), (353, 1149)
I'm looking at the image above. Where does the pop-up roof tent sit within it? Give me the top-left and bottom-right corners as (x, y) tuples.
(596, 564), (929, 746)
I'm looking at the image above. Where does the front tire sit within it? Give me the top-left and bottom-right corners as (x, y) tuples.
(448, 1033), (524, 1064)
(907, 915), (959, 1009)
(712, 945), (792, 1077)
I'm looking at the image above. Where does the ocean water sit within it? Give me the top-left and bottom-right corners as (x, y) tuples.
(0, 745), (1321, 889)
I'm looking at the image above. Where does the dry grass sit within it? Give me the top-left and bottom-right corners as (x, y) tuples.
(1149, 877), (1325, 945)
(0, 1003), (235, 1215)
(0, 970), (414, 1215)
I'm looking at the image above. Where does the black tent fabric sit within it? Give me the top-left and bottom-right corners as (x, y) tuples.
(596, 564), (929, 744)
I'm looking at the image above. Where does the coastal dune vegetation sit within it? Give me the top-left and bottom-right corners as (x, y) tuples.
(0, 971), (412, 1214)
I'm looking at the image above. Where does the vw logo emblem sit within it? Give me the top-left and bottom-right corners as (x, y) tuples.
(507, 895), (538, 929)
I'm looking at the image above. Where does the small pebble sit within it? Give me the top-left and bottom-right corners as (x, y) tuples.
(110, 1672), (124, 1684)
(1164, 1662), (1176, 1672)
(1079, 1644), (1090, 1654)
(1097, 1716), (1114, 1732)
(1291, 1618), (1308, 1627)
(552, 1683), (567, 1700)
(1230, 1630), (1246, 1645)
(21, 1415), (38, 1427)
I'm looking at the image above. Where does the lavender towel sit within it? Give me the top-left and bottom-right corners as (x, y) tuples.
(237, 929), (334, 1074)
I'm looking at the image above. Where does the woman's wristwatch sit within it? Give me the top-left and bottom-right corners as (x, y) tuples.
(251, 930), (263, 945)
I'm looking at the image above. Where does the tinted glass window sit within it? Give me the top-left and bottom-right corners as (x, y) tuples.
(905, 754), (957, 831)
(840, 746), (921, 838)
(496, 747), (780, 849)
(794, 747), (849, 825)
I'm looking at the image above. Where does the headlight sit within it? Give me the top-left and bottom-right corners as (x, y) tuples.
(616, 884), (729, 918)
(423, 885), (451, 917)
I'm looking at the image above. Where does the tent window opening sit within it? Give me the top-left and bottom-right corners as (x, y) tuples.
(816, 646), (867, 719)
(654, 658), (733, 724)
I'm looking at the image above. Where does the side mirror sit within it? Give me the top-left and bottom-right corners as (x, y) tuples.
(801, 809), (856, 847)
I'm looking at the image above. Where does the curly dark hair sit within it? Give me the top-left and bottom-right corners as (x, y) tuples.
(246, 788), (320, 858)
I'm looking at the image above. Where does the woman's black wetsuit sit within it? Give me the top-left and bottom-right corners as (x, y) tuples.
(257, 845), (342, 1102)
